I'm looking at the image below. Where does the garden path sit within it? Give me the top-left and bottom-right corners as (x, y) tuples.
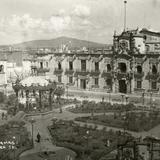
(19, 103), (160, 159)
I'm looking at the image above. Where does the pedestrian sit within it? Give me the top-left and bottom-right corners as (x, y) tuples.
(37, 132), (41, 143)
(1, 112), (4, 120)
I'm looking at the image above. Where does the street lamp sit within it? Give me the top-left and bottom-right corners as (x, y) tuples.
(102, 97), (105, 115)
(125, 95), (129, 105)
(121, 94), (125, 105)
(142, 91), (145, 106)
(13, 136), (16, 160)
(29, 118), (36, 147)
(150, 92), (153, 109)
(66, 84), (69, 100)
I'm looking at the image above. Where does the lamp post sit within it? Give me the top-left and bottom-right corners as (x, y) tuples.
(13, 136), (16, 160)
(150, 92), (153, 109)
(29, 118), (36, 147)
(121, 94), (125, 105)
(125, 95), (129, 105)
(108, 91), (111, 103)
(66, 84), (69, 100)
(86, 130), (89, 147)
(142, 91), (145, 106)
(102, 97), (105, 115)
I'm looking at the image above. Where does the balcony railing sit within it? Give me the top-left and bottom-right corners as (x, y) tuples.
(147, 88), (159, 93)
(101, 71), (112, 78)
(145, 72), (159, 80)
(65, 69), (74, 75)
(54, 68), (63, 75)
(134, 72), (144, 79)
(31, 65), (37, 69)
(91, 85), (99, 88)
(134, 88), (145, 92)
(74, 69), (90, 76)
(116, 72), (128, 79)
(90, 70), (100, 77)
(37, 68), (50, 73)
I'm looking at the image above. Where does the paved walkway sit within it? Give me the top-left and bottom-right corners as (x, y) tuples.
(19, 103), (160, 159)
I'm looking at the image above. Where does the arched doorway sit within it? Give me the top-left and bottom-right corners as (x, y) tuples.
(119, 80), (127, 93)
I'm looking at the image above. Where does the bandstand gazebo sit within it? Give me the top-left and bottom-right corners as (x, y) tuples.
(12, 76), (65, 112)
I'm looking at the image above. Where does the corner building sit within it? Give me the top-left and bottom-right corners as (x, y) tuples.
(31, 28), (160, 94)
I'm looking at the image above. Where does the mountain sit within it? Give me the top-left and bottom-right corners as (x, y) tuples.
(6, 36), (109, 49)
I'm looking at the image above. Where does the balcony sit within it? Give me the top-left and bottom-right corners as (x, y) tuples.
(134, 88), (145, 92)
(37, 68), (50, 73)
(134, 72), (144, 79)
(147, 88), (159, 93)
(101, 71), (112, 78)
(145, 72), (159, 80)
(116, 72), (128, 79)
(54, 68), (63, 75)
(74, 69), (90, 77)
(65, 69), (74, 75)
(91, 85), (99, 88)
(90, 70), (100, 77)
(31, 65), (37, 69)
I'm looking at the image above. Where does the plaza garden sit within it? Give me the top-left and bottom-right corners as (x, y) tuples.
(68, 100), (160, 132)
(68, 100), (159, 114)
(48, 119), (134, 160)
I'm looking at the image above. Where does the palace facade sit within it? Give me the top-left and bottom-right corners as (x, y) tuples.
(1, 28), (160, 95)
(27, 28), (160, 94)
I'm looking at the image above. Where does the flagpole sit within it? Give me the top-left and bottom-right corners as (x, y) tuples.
(124, 1), (127, 31)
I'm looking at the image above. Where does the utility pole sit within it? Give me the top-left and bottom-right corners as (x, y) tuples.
(124, 1), (127, 31)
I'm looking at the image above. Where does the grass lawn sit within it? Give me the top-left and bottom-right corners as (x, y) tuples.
(48, 120), (134, 160)
(75, 111), (160, 132)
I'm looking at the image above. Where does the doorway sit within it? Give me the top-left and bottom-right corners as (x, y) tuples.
(119, 80), (127, 93)
(80, 79), (86, 89)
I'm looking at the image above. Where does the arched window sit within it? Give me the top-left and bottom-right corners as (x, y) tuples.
(152, 65), (157, 74)
(107, 64), (111, 72)
(118, 63), (127, 73)
(137, 65), (142, 74)
(58, 62), (62, 70)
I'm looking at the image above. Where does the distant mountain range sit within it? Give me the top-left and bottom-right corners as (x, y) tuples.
(0, 36), (110, 49)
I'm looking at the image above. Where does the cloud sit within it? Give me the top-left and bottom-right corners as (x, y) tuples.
(0, 6), (94, 44)
(72, 4), (90, 18)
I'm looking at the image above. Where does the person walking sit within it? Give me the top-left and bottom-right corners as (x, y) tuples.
(1, 112), (4, 120)
(37, 132), (41, 143)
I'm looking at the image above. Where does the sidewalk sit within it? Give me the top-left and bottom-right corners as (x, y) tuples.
(19, 109), (76, 160)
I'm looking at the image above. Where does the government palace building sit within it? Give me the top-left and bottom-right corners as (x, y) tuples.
(0, 28), (160, 95)
(28, 28), (160, 94)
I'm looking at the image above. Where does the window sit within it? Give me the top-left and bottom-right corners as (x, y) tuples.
(69, 76), (73, 84)
(106, 79), (112, 86)
(107, 64), (111, 72)
(69, 61), (73, 70)
(81, 60), (86, 71)
(95, 62), (99, 71)
(46, 62), (48, 68)
(40, 62), (43, 68)
(95, 78), (99, 85)
(118, 63), (127, 73)
(137, 65), (142, 73)
(58, 76), (61, 83)
(0, 65), (4, 73)
(137, 80), (142, 89)
(152, 65), (157, 74)
(58, 62), (62, 70)
(151, 81), (157, 90)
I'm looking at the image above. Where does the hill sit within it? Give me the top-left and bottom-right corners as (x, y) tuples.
(7, 36), (109, 49)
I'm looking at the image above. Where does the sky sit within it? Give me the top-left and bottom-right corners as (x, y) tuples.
(0, 0), (160, 45)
